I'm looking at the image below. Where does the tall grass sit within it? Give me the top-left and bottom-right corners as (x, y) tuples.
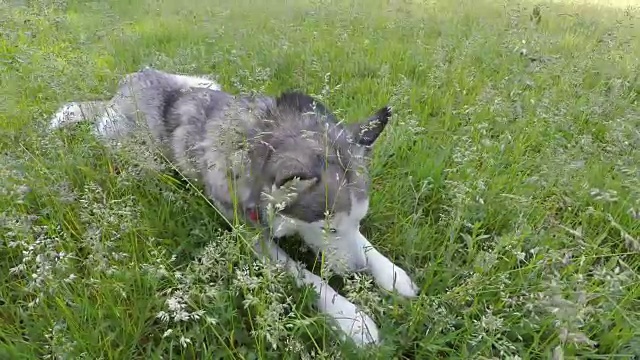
(1, 0), (639, 358)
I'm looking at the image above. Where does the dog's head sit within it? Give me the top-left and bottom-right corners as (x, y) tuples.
(257, 91), (391, 274)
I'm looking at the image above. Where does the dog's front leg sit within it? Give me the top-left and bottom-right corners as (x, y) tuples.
(254, 238), (380, 346)
(360, 238), (419, 298)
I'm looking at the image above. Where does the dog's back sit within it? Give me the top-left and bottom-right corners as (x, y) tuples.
(49, 68), (387, 221)
(48, 68), (221, 140)
(156, 85), (365, 221)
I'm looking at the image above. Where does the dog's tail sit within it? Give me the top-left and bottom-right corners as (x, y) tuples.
(48, 100), (110, 131)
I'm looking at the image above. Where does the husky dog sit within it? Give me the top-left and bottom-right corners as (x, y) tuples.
(48, 68), (418, 346)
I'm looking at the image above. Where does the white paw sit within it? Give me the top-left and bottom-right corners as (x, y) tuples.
(49, 102), (82, 130)
(322, 294), (379, 346)
(372, 262), (419, 298)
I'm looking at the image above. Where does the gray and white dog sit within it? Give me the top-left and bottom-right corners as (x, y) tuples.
(48, 68), (418, 346)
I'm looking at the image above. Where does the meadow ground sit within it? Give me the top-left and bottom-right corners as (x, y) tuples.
(1, 0), (639, 358)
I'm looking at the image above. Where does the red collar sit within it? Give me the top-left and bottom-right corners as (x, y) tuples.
(247, 207), (259, 222)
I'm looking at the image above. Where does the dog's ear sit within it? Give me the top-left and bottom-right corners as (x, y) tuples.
(347, 106), (392, 146)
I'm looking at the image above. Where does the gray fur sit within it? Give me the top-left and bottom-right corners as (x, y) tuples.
(70, 68), (391, 224)
(48, 68), (419, 347)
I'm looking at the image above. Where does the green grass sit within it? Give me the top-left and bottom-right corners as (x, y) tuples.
(1, 0), (639, 358)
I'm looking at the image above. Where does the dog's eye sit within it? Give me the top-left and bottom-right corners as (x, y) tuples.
(322, 227), (338, 233)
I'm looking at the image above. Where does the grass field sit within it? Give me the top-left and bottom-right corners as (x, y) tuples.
(1, 0), (639, 358)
